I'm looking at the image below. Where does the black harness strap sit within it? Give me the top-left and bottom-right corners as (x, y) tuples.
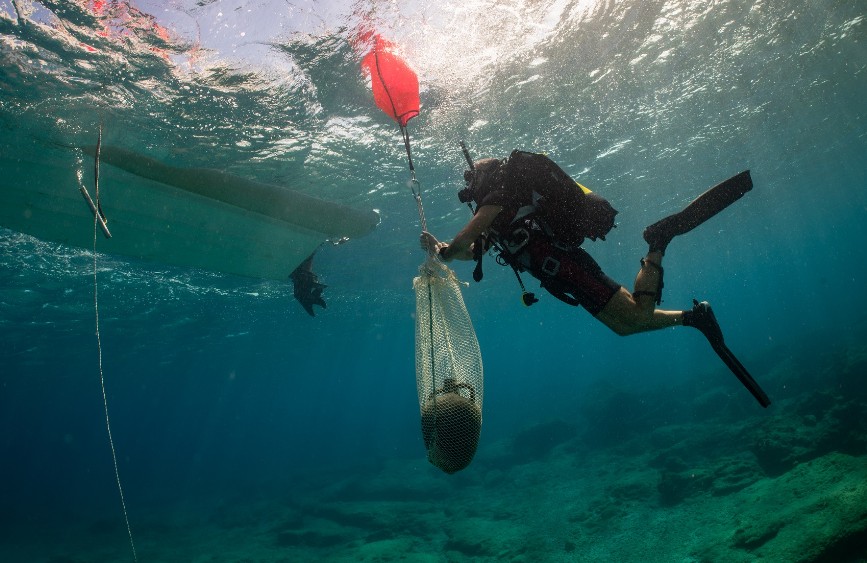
(475, 230), (539, 306)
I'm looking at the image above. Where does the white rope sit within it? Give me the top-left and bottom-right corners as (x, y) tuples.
(86, 132), (138, 562)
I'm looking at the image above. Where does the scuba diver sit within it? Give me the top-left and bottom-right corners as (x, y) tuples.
(420, 148), (770, 407)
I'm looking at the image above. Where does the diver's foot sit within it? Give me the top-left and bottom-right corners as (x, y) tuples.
(643, 215), (678, 255)
(682, 299), (724, 346)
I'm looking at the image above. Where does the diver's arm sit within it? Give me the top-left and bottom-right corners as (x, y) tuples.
(421, 204), (503, 261)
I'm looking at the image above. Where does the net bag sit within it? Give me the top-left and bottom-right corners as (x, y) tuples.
(414, 257), (484, 473)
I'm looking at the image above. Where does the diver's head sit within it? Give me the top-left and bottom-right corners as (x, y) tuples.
(458, 158), (501, 204)
(421, 388), (482, 474)
(577, 192), (618, 241)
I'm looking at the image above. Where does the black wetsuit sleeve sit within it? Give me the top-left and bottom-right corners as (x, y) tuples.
(479, 188), (514, 209)
(477, 188), (519, 232)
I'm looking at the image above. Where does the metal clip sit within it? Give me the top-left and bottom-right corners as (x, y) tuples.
(541, 256), (560, 276)
(504, 227), (530, 255)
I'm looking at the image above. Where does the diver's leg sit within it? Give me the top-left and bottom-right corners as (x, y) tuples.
(632, 250), (665, 306)
(554, 248), (680, 336)
(599, 256), (727, 338)
(596, 252), (683, 336)
(596, 287), (682, 336)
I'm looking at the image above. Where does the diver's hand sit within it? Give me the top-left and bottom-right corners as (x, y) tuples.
(420, 231), (443, 254)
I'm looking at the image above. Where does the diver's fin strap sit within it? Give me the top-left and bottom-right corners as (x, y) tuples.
(638, 258), (665, 305)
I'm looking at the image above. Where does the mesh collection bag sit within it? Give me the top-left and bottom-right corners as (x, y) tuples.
(414, 257), (484, 473)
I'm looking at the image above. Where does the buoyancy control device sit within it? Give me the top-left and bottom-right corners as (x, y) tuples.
(459, 144), (618, 305)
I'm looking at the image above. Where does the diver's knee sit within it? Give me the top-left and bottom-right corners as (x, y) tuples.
(598, 291), (650, 336)
(634, 305), (656, 327)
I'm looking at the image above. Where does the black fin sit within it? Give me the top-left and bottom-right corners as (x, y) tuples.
(685, 300), (770, 408)
(644, 170), (753, 253)
(711, 341), (771, 408)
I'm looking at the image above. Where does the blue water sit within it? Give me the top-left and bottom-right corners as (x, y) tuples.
(2, 1), (866, 561)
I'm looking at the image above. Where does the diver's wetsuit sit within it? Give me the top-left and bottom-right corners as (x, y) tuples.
(517, 232), (621, 315)
(481, 197), (621, 316)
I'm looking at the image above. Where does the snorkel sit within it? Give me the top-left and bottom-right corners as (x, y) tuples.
(460, 140), (475, 169)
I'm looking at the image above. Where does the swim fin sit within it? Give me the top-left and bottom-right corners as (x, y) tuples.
(684, 300), (771, 408)
(644, 170), (753, 254)
(712, 340), (771, 408)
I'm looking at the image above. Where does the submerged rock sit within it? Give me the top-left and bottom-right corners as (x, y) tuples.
(697, 452), (867, 562)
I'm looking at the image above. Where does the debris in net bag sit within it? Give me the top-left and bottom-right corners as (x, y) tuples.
(414, 257), (483, 473)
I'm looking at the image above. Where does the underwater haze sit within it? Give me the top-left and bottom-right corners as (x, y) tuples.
(2, 0), (867, 561)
